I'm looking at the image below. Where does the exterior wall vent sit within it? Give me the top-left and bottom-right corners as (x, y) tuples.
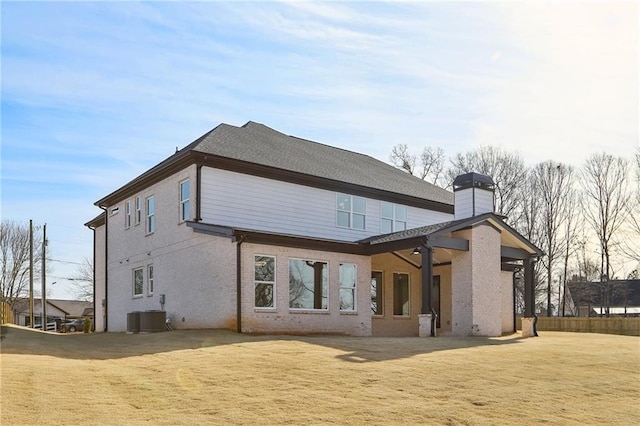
(452, 172), (495, 220)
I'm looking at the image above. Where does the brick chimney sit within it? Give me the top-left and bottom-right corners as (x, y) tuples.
(452, 172), (495, 220)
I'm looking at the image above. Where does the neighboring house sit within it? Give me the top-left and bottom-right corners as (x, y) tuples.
(565, 280), (640, 317)
(12, 298), (92, 326)
(86, 121), (542, 337)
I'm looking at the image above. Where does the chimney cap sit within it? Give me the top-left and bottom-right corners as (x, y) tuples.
(453, 172), (495, 191)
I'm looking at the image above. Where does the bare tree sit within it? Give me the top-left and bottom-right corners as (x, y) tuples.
(533, 161), (574, 316)
(70, 257), (94, 302)
(0, 221), (43, 322)
(621, 149), (640, 263)
(389, 144), (416, 175)
(447, 146), (527, 221)
(559, 185), (580, 316)
(390, 144), (447, 187)
(581, 153), (631, 315)
(418, 146), (446, 186)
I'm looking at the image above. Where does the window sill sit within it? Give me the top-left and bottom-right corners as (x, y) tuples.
(393, 315), (412, 320)
(372, 314), (385, 319)
(289, 309), (330, 315)
(340, 311), (358, 315)
(254, 308), (277, 313)
(132, 295), (143, 299)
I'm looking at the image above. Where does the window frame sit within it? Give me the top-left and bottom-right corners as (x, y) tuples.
(336, 193), (366, 230)
(133, 267), (144, 298)
(288, 258), (329, 311)
(254, 255), (276, 309)
(146, 195), (155, 235)
(147, 264), (154, 296)
(339, 263), (357, 312)
(381, 202), (407, 233)
(393, 272), (410, 317)
(135, 196), (142, 225)
(125, 200), (132, 229)
(371, 270), (384, 316)
(179, 179), (190, 222)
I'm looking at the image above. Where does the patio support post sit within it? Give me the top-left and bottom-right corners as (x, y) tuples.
(522, 258), (538, 337)
(420, 244), (436, 336)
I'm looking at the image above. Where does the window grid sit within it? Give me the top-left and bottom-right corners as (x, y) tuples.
(289, 258), (328, 310)
(133, 268), (144, 297)
(147, 264), (154, 296)
(336, 193), (366, 230)
(180, 180), (190, 222)
(339, 263), (357, 311)
(125, 201), (132, 229)
(381, 202), (407, 233)
(146, 196), (155, 234)
(254, 255), (275, 309)
(135, 196), (141, 225)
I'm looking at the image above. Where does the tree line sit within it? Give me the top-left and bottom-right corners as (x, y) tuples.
(391, 144), (640, 316)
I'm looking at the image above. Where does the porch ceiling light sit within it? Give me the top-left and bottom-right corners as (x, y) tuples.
(412, 247), (421, 255)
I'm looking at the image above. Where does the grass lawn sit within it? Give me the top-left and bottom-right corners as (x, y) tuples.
(1, 326), (638, 425)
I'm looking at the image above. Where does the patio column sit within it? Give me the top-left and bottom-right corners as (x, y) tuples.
(419, 245), (436, 336)
(522, 258), (538, 337)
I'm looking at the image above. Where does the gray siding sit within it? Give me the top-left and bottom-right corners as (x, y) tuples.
(201, 167), (452, 241)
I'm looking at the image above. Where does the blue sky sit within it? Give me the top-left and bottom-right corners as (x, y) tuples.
(1, 1), (638, 299)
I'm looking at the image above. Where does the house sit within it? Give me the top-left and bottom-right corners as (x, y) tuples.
(565, 280), (640, 317)
(12, 298), (92, 326)
(86, 121), (542, 337)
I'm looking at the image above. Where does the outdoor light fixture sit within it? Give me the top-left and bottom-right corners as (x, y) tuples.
(412, 247), (421, 255)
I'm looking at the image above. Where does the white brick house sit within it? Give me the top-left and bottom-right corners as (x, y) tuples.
(86, 122), (542, 337)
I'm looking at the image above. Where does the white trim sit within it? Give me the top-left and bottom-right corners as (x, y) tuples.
(336, 193), (366, 231)
(288, 257), (329, 311)
(125, 200), (132, 229)
(339, 263), (357, 312)
(179, 179), (191, 222)
(133, 267), (144, 298)
(254, 254), (276, 309)
(147, 264), (154, 296)
(134, 196), (141, 225)
(371, 270), (384, 317)
(146, 195), (155, 235)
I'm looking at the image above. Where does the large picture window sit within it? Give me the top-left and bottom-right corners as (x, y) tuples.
(393, 273), (409, 316)
(371, 271), (383, 315)
(381, 202), (407, 234)
(339, 263), (356, 311)
(146, 196), (155, 234)
(133, 268), (144, 297)
(336, 193), (366, 230)
(180, 180), (190, 222)
(289, 259), (328, 310)
(255, 255), (275, 308)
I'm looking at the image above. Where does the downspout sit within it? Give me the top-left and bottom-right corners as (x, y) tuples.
(421, 240), (436, 337)
(100, 206), (109, 332)
(236, 234), (245, 333)
(196, 164), (202, 222)
(90, 224), (96, 332)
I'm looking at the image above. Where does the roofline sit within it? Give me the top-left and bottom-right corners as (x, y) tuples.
(85, 212), (106, 228)
(94, 149), (454, 213)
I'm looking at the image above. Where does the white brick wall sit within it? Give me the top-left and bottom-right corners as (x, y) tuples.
(451, 224), (502, 336)
(240, 243), (372, 336)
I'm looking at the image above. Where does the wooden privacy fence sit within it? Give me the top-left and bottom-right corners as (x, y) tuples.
(518, 317), (640, 336)
(1, 302), (13, 324)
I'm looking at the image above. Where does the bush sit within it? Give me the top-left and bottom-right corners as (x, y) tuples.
(83, 318), (92, 333)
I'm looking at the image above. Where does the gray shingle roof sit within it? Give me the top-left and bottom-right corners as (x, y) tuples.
(190, 122), (453, 205)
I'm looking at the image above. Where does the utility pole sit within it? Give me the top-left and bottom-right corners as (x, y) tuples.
(41, 224), (47, 329)
(29, 220), (34, 328)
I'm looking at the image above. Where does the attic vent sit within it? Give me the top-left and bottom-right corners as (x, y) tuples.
(110, 207), (120, 215)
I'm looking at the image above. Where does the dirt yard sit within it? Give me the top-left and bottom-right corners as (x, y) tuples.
(1, 326), (638, 425)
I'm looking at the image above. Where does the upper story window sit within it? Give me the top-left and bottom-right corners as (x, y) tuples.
(180, 180), (190, 222)
(380, 202), (407, 234)
(125, 201), (132, 229)
(289, 259), (328, 310)
(135, 196), (141, 225)
(336, 193), (365, 230)
(146, 196), (155, 234)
